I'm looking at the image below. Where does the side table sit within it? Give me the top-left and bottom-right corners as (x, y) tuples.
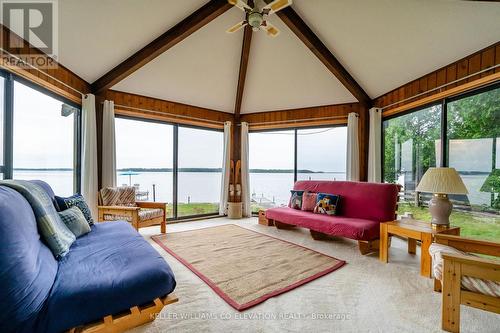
(379, 219), (460, 277)
(258, 209), (273, 226)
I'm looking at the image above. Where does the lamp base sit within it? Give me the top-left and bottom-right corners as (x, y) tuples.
(428, 193), (452, 227)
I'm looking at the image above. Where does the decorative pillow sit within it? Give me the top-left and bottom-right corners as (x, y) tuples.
(58, 206), (91, 238)
(313, 193), (340, 216)
(301, 192), (317, 211)
(55, 194), (94, 225)
(288, 190), (304, 210)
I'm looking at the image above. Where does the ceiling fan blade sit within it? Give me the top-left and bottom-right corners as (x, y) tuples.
(262, 0), (292, 15)
(227, 0), (252, 12)
(226, 21), (248, 33)
(262, 21), (280, 37)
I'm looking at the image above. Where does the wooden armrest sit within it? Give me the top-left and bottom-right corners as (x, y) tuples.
(136, 202), (167, 210)
(98, 205), (140, 211)
(435, 234), (500, 257)
(442, 253), (500, 269)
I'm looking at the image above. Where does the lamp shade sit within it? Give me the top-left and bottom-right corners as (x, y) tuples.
(415, 167), (468, 195)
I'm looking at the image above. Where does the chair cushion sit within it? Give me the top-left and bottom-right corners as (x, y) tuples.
(37, 221), (176, 332)
(56, 194), (94, 225)
(429, 243), (500, 297)
(58, 206), (91, 237)
(100, 186), (136, 206)
(138, 208), (163, 221)
(266, 206), (380, 241)
(102, 208), (163, 223)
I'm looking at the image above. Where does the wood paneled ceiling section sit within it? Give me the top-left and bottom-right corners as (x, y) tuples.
(56, 0), (500, 114)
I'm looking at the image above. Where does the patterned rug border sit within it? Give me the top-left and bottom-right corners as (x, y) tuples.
(151, 224), (346, 311)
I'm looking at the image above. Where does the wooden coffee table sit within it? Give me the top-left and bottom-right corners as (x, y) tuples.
(379, 219), (460, 277)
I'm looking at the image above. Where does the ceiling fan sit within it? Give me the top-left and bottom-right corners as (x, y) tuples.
(226, 0), (292, 37)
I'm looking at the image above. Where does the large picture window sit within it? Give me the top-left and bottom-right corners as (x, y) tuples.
(0, 73), (81, 195)
(249, 130), (295, 212)
(297, 127), (347, 181)
(115, 117), (223, 220)
(178, 126), (223, 217)
(383, 84), (499, 240)
(115, 118), (174, 217)
(12, 81), (80, 196)
(383, 104), (442, 199)
(249, 126), (347, 213)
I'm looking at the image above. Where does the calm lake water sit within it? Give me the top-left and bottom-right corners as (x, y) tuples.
(11, 170), (492, 208)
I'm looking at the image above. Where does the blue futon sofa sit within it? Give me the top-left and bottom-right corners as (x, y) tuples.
(0, 181), (176, 333)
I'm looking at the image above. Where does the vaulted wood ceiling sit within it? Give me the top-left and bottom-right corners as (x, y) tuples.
(57, 0), (500, 113)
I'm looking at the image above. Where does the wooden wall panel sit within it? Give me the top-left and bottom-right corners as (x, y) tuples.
(374, 42), (500, 116)
(240, 103), (359, 130)
(0, 24), (90, 103)
(104, 90), (233, 129)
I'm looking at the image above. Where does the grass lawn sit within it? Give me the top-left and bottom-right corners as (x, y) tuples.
(398, 203), (500, 241)
(166, 203), (219, 218)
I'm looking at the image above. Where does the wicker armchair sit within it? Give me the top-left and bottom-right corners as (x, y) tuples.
(430, 234), (500, 332)
(97, 186), (166, 233)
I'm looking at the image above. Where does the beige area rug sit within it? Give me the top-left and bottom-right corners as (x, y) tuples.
(152, 224), (345, 310)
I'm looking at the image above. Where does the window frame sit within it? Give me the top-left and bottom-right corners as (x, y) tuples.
(1, 69), (82, 193)
(114, 114), (224, 221)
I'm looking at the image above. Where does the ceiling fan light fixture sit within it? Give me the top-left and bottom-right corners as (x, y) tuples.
(247, 12), (263, 29)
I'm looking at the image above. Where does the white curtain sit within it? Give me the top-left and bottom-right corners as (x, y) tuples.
(240, 122), (251, 217)
(102, 100), (117, 188)
(346, 112), (360, 181)
(368, 107), (382, 182)
(219, 121), (231, 215)
(81, 94), (98, 219)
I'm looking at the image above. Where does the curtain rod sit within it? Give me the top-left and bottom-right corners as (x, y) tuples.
(381, 64), (500, 110)
(0, 47), (86, 97)
(238, 113), (355, 127)
(113, 103), (226, 125)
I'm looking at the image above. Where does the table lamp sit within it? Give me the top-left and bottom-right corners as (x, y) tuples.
(415, 167), (468, 227)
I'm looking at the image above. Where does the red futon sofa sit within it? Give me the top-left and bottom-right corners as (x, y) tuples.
(265, 181), (400, 255)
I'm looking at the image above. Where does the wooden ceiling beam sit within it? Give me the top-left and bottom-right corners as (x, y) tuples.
(91, 0), (232, 93)
(265, 2), (372, 106)
(234, 19), (253, 119)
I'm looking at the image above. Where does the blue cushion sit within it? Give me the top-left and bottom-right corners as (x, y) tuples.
(37, 221), (176, 332)
(0, 186), (58, 333)
(55, 194), (94, 225)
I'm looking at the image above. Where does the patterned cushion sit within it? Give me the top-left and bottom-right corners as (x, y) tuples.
(138, 208), (163, 221)
(429, 243), (500, 297)
(102, 208), (163, 223)
(301, 192), (317, 211)
(288, 190), (304, 210)
(100, 186), (136, 207)
(313, 193), (340, 216)
(58, 206), (91, 238)
(55, 194), (94, 226)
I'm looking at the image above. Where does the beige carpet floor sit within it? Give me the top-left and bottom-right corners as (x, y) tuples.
(152, 224), (344, 310)
(130, 218), (499, 333)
